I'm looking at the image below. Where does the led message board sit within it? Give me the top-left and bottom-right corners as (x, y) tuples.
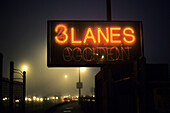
(47, 21), (143, 67)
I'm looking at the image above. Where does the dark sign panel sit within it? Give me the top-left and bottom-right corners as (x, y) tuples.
(47, 21), (143, 67)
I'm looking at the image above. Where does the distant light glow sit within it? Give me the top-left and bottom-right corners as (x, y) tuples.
(40, 98), (43, 101)
(52, 97), (55, 99)
(28, 98), (32, 101)
(92, 99), (95, 102)
(3, 97), (7, 101)
(36, 97), (40, 101)
(101, 55), (105, 59)
(64, 75), (68, 78)
(33, 96), (36, 101)
(15, 100), (20, 103)
(64, 96), (69, 98)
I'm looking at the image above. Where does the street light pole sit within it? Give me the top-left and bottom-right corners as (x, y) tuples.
(9, 61), (27, 113)
(77, 67), (85, 102)
(106, 0), (111, 21)
(23, 71), (26, 112)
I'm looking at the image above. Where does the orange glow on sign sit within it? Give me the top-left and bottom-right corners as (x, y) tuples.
(110, 27), (121, 44)
(71, 27), (82, 44)
(98, 27), (109, 43)
(83, 28), (96, 44)
(62, 46), (132, 62)
(123, 27), (136, 44)
(55, 24), (68, 44)
(48, 21), (143, 67)
(54, 25), (136, 45)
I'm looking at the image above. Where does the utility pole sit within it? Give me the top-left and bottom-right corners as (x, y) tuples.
(106, 0), (111, 21)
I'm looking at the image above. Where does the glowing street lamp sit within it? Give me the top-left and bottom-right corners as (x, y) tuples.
(9, 61), (27, 112)
(22, 65), (28, 71)
(64, 75), (68, 79)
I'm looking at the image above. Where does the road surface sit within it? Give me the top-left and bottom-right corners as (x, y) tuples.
(48, 102), (85, 113)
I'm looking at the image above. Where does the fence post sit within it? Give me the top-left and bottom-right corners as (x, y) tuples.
(0, 53), (3, 112)
(23, 71), (26, 112)
(10, 61), (14, 113)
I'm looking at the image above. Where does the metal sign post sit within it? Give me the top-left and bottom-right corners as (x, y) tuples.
(77, 68), (83, 102)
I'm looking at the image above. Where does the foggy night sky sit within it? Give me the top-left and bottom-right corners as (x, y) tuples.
(0, 0), (170, 96)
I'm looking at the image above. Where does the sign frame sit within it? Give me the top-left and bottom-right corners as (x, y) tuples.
(47, 20), (144, 67)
